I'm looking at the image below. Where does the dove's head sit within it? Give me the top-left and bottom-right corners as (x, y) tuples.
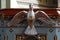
(29, 3), (33, 10)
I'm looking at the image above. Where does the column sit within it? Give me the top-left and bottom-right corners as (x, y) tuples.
(6, 0), (10, 8)
(1, 0), (6, 9)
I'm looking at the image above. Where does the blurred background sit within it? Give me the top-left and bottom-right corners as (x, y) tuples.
(0, 0), (59, 9)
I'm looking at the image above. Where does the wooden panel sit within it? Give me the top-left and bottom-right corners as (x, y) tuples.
(16, 35), (25, 40)
(1, 9), (58, 16)
(38, 34), (47, 40)
(16, 34), (47, 40)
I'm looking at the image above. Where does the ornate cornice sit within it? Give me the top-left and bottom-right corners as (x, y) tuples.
(0, 26), (60, 28)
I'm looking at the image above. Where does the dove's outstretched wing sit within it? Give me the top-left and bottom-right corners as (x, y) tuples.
(35, 11), (55, 25)
(57, 10), (60, 14)
(8, 11), (27, 26)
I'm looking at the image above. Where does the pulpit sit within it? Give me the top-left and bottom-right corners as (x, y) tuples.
(0, 9), (58, 40)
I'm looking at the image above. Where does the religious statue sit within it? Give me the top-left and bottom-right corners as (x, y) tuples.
(8, 3), (56, 35)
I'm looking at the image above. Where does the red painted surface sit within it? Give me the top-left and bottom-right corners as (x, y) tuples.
(1, 9), (58, 16)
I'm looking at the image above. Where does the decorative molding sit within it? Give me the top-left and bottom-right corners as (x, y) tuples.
(1, 9), (58, 15)
(49, 29), (54, 32)
(2, 29), (4, 32)
(54, 35), (57, 40)
(0, 9), (59, 28)
(0, 26), (60, 28)
(9, 28), (14, 32)
(16, 34), (25, 40)
(38, 34), (48, 40)
(16, 33), (48, 40)
(4, 34), (8, 40)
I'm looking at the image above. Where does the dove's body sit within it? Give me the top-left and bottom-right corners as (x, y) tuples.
(27, 4), (35, 28)
(24, 4), (37, 35)
(27, 10), (35, 28)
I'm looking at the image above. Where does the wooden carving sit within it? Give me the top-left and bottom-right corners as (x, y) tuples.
(8, 3), (56, 35)
(8, 4), (55, 27)
(54, 35), (57, 40)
